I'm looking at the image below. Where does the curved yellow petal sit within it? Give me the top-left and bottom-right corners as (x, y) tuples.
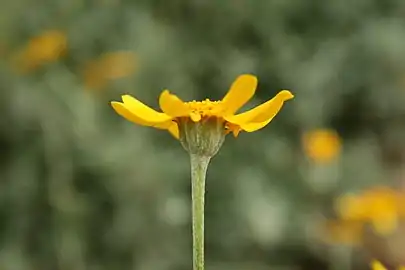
(221, 74), (258, 115)
(225, 90), (293, 132)
(371, 261), (387, 270)
(111, 101), (172, 129)
(121, 95), (173, 123)
(159, 90), (190, 117)
(232, 128), (241, 137)
(167, 122), (180, 139)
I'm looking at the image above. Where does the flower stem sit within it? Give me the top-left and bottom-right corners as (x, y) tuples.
(190, 154), (211, 270)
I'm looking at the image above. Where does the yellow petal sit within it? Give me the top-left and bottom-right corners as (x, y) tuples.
(226, 123), (242, 137)
(111, 101), (172, 129)
(371, 260), (387, 270)
(121, 95), (173, 123)
(167, 122), (180, 139)
(225, 90), (293, 132)
(221, 74), (258, 115)
(159, 90), (190, 117)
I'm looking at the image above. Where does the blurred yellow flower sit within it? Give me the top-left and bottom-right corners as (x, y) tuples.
(371, 260), (405, 270)
(110, 74), (294, 139)
(372, 260), (387, 270)
(336, 187), (405, 235)
(302, 129), (341, 163)
(372, 260), (388, 270)
(83, 51), (136, 89)
(12, 30), (67, 72)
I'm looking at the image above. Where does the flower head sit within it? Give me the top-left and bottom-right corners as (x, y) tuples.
(371, 260), (405, 270)
(12, 30), (67, 72)
(83, 51), (136, 90)
(111, 74), (293, 142)
(302, 129), (341, 164)
(336, 187), (405, 235)
(372, 261), (387, 270)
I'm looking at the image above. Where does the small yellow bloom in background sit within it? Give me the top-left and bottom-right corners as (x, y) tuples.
(371, 260), (388, 270)
(371, 260), (405, 270)
(336, 187), (405, 235)
(110, 74), (293, 150)
(12, 30), (67, 72)
(83, 51), (136, 90)
(302, 129), (341, 164)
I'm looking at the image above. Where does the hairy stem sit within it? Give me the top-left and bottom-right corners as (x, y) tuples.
(190, 154), (211, 270)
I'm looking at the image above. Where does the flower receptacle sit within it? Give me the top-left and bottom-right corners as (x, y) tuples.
(179, 117), (226, 158)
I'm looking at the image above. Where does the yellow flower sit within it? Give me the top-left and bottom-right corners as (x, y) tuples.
(336, 187), (405, 235)
(371, 260), (405, 270)
(371, 260), (387, 270)
(12, 30), (67, 72)
(110, 74), (294, 140)
(302, 129), (341, 163)
(83, 51), (136, 89)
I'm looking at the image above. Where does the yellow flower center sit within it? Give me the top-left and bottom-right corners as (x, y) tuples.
(185, 99), (223, 117)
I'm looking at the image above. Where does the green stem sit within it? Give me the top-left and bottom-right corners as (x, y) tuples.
(190, 154), (211, 270)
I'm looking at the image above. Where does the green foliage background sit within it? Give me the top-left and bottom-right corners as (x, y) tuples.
(1, 0), (405, 269)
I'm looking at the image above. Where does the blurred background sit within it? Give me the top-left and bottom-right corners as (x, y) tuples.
(1, 0), (405, 269)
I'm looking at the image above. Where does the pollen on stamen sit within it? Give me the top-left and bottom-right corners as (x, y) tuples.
(185, 99), (222, 117)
